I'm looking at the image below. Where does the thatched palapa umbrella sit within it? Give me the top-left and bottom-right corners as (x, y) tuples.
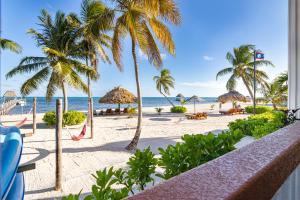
(175, 93), (185, 102)
(3, 90), (17, 97)
(217, 90), (246, 108)
(99, 87), (136, 113)
(187, 95), (204, 114)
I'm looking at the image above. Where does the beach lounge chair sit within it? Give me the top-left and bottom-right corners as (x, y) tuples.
(219, 108), (245, 115)
(186, 112), (207, 120)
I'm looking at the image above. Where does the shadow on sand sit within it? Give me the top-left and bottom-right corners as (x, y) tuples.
(22, 136), (180, 165)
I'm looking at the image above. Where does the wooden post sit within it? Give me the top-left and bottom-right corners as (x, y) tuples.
(90, 97), (94, 139)
(33, 97), (36, 134)
(55, 99), (62, 191)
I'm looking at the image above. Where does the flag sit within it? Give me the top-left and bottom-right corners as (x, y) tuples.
(255, 52), (264, 60)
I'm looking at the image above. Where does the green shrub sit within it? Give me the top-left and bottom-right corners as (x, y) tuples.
(42, 111), (56, 126)
(158, 131), (243, 179)
(249, 111), (286, 126)
(229, 111), (286, 138)
(170, 106), (187, 113)
(229, 118), (268, 136)
(43, 110), (86, 126)
(252, 122), (279, 139)
(245, 106), (272, 114)
(127, 147), (157, 191)
(63, 111), (86, 126)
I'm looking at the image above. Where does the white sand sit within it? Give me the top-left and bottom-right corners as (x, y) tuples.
(1, 102), (251, 200)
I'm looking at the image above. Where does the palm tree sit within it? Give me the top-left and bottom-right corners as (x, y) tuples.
(258, 80), (287, 110)
(216, 44), (274, 100)
(275, 71), (288, 92)
(111, 0), (181, 150)
(69, 0), (114, 123)
(153, 69), (175, 107)
(0, 38), (22, 53)
(6, 10), (96, 113)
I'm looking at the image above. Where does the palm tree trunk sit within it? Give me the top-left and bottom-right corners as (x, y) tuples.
(126, 38), (142, 151)
(161, 92), (175, 107)
(241, 77), (254, 101)
(272, 101), (278, 110)
(62, 81), (68, 113)
(86, 57), (91, 126)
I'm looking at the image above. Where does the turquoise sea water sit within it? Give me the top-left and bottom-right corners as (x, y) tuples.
(3, 97), (218, 114)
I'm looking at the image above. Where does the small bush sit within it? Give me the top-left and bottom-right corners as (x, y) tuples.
(229, 111), (286, 138)
(43, 110), (86, 126)
(158, 131), (243, 179)
(245, 105), (272, 114)
(42, 111), (56, 126)
(170, 106), (187, 113)
(127, 147), (157, 191)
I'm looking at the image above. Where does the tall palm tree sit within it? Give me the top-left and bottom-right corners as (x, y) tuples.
(111, 0), (181, 150)
(153, 69), (175, 107)
(275, 71), (288, 92)
(258, 80), (287, 110)
(69, 0), (114, 123)
(0, 37), (22, 53)
(6, 10), (96, 113)
(216, 44), (274, 100)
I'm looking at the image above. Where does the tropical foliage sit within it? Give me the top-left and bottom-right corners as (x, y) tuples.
(43, 110), (86, 126)
(0, 37), (22, 53)
(69, 0), (114, 121)
(111, 0), (181, 150)
(245, 105), (272, 114)
(153, 69), (175, 107)
(6, 10), (96, 113)
(170, 106), (187, 113)
(229, 111), (286, 138)
(257, 73), (288, 110)
(216, 44), (274, 100)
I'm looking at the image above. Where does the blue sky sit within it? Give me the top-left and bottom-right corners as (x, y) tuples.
(1, 0), (288, 97)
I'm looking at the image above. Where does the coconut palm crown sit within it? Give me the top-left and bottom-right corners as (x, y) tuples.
(216, 44), (274, 100)
(111, 0), (181, 150)
(6, 10), (96, 113)
(153, 68), (175, 107)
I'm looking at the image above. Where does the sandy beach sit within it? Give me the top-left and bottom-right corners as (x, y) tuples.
(1, 102), (250, 199)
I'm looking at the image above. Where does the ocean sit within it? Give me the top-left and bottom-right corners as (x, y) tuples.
(3, 97), (218, 115)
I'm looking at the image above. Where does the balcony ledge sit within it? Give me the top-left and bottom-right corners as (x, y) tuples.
(128, 121), (300, 200)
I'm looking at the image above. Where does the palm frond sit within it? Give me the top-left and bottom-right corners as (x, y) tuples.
(149, 18), (175, 55)
(0, 38), (22, 53)
(20, 68), (50, 96)
(216, 67), (233, 80)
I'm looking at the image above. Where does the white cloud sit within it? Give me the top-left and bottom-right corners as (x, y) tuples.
(203, 55), (214, 61)
(138, 49), (167, 60)
(180, 80), (225, 90)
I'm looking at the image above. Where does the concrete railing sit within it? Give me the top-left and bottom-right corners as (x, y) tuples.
(128, 121), (300, 200)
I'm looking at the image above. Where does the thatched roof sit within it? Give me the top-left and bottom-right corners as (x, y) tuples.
(187, 95), (204, 102)
(3, 90), (17, 97)
(217, 90), (246, 103)
(176, 93), (184, 98)
(99, 87), (136, 104)
(176, 93), (185, 101)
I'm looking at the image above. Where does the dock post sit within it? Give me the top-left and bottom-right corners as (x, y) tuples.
(55, 99), (62, 191)
(89, 97), (94, 139)
(33, 97), (36, 134)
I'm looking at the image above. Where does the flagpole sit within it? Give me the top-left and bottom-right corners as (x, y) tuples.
(253, 50), (256, 115)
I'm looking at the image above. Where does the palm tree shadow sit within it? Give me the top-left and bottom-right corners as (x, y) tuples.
(148, 117), (172, 121)
(21, 122), (49, 130)
(23, 136), (180, 165)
